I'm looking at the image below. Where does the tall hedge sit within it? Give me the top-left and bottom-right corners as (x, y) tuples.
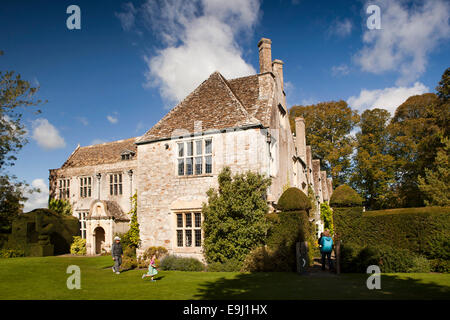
(334, 206), (450, 262)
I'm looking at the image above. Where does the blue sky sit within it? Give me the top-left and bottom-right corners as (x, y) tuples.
(1, 0), (449, 210)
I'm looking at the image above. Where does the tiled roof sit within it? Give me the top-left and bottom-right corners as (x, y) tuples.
(137, 71), (270, 144)
(61, 138), (137, 169)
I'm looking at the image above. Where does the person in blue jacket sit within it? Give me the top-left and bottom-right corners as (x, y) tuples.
(318, 229), (334, 271)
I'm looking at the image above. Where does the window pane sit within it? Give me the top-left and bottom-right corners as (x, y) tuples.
(177, 230), (183, 247)
(110, 185), (113, 195)
(185, 213), (192, 228)
(114, 175), (117, 183)
(119, 174), (122, 183)
(80, 187), (83, 197)
(196, 140), (202, 155)
(88, 177), (91, 185)
(205, 139), (212, 154)
(119, 184), (122, 195)
(195, 229), (202, 247)
(82, 230), (86, 239)
(187, 141), (193, 156)
(185, 230), (192, 247)
(177, 214), (183, 228)
(88, 188), (91, 197)
(186, 157), (193, 175)
(195, 157), (202, 175)
(110, 175), (113, 183)
(178, 159), (185, 175)
(114, 184), (118, 195)
(195, 213), (201, 228)
(205, 155), (212, 174)
(178, 143), (184, 157)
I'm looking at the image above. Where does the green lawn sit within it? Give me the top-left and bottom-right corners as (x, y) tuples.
(0, 256), (449, 300)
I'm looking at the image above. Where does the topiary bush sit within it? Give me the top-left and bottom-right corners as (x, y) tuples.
(70, 236), (86, 255)
(159, 255), (205, 271)
(0, 248), (24, 258)
(277, 187), (312, 211)
(330, 184), (363, 207)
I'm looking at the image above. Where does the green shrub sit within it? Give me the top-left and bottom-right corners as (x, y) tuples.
(430, 259), (450, 273)
(123, 246), (136, 258)
(0, 248), (24, 258)
(70, 236), (86, 255)
(159, 255), (205, 271)
(320, 202), (334, 235)
(121, 257), (138, 271)
(207, 259), (242, 272)
(48, 198), (72, 216)
(277, 187), (312, 211)
(241, 246), (277, 272)
(330, 184), (363, 207)
(407, 256), (431, 273)
(375, 246), (416, 273)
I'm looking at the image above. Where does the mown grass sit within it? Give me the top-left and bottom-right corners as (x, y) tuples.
(0, 256), (449, 300)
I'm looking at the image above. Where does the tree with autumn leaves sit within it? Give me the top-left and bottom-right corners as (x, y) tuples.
(289, 67), (449, 209)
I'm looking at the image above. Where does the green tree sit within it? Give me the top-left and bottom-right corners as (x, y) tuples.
(388, 93), (446, 207)
(202, 167), (271, 264)
(418, 137), (450, 206)
(1, 51), (43, 232)
(352, 108), (397, 209)
(289, 100), (359, 186)
(48, 198), (72, 216)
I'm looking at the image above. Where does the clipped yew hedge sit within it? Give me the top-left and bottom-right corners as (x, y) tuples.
(329, 185), (363, 207)
(334, 206), (450, 272)
(277, 187), (312, 212)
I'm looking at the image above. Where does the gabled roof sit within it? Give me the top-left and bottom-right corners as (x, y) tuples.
(137, 71), (270, 144)
(60, 138), (137, 169)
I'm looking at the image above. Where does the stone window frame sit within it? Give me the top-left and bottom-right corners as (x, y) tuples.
(175, 212), (202, 248)
(58, 178), (70, 199)
(177, 138), (213, 177)
(109, 173), (123, 196)
(77, 211), (87, 239)
(79, 176), (92, 198)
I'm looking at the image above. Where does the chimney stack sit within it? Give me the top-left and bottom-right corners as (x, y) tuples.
(272, 59), (284, 90)
(258, 38), (272, 73)
(295, 117), (307, 162)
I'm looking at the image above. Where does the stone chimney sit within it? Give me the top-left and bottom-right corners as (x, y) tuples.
(272, 59), (284, 90)
(321, 171), (329, 202)
(258, 38), (272, 73)
(295, 117), (307, 162)
(327, 178), (333, 198)
(312, 159), (322, 203)
(306, 146), (313, 185)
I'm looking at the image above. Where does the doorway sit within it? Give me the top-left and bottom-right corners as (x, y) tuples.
(94, 227), (105, 254)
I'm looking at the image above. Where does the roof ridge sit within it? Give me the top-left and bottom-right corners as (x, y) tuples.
(136, 74), (215, 143)
(214, 72), (260, 125)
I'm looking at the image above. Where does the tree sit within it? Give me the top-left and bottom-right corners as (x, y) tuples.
(289, 101), (359, 187)
(48, 198), (72, 216)
(418, 137), (450, 206)
(320, 202), (334, 235)
(352, 108), (397, 209)
(202, 167), (271, 264)
(0, 51), (43, 232)
(388, 93), (445, 207)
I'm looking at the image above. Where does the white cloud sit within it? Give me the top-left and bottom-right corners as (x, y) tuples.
(31, 118), (66, 150)
(91, 139), (107, 145)
(22, 179), (49, 212)
(329, 18), (353, 37)
(107, 115), (118, 124)
(331, 64), (350, 76)
(347, 82), (429, 114)
(76, 116), (89, 126)
(115, 2), (137, 31)
(355, 0), (450, 85)
(136, 0), (260, 104)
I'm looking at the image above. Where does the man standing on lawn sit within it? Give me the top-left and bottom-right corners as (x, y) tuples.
(111, 236), (123, 274)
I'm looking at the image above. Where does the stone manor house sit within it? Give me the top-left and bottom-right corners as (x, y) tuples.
(49, 38), (333, 259)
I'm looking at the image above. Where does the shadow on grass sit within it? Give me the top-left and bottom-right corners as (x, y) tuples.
(193, 272), (450, 300)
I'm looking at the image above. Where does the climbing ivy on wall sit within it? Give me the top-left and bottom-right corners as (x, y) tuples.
(124, 193), (140, 249)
